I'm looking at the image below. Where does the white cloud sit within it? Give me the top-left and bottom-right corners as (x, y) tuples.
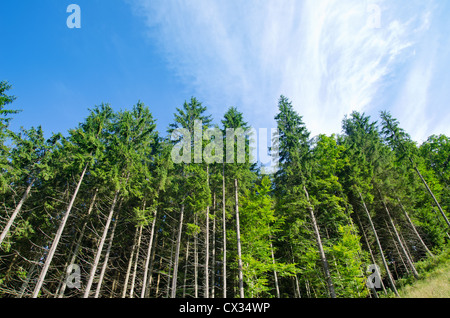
(130, 0), (441, 140)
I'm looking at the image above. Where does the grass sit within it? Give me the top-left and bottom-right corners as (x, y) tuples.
(390, 245), (450, 298)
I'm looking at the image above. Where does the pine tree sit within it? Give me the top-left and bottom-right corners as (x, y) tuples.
(83, 102), (158, 298)
(309, 134), (368, 297)
(340, 111), (400, 297)
(0, 127), (59, 246)
(33, 104), (114, 298)
(2, 80), (450, 299)
(221, 106), (256, 298)
(380, 111), (449, 228)
(168, 97), (211, 298)
(273, 96), (336, 298)
(0, 81), (20, 193)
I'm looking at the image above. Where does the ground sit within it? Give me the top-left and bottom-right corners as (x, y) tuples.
(390, 246), (450, 298)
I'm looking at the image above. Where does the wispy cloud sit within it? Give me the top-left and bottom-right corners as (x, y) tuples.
(130, 0), (443, 140)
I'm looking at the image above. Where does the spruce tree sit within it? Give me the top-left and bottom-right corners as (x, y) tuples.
(273, 96), (336, 298)
(380, 111), (449, 228)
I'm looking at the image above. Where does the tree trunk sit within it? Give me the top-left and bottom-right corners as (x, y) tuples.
(211, 192), (216, 299)
(357, 189), (399, 297)
(205, 165), (210, 298)
(355, 213), (387, 296)
(110, 271), (120, 298)
(411, 161), (450, 228)
(129, 224), (143, 298)
(171, 205), (185, 298)
(83, 189), (120, 298)
(399, 229), (415, 264)
(0, 179), (35, 246)
(122, 224), (139, 298)
(235, 179), (244, 299)
(194, 214), (199, 298)
(58, 188), (98, 298)
(144, 231), (159, 298)
(155, 241), (164, 297)
(32, 162), (89, 298)
(182, 240), (190, 298)
(222, 163), (227, 298)
(270, 241), (280, 298)
(397, 198), (434, 259)
(379, 194), (419, 279)
(305, 279), (311, 298)
(304, 186), (336, 298)
(290, 246), (301, 298)
(141, 209), (158, 298)
(294, 275), (301, 298)
(385, 219), (410, 276)
(94, 217), (118, 298)
(167, 229), (176, 298)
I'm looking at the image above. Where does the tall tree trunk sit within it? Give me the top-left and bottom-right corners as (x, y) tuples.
(167, 229), (176, 298)
(396, 198), (435, 259)
(129, 201), (146, 298)
(235, 179), (244, 299)
(122, 226), (138, 298)
(211, 192), (216, 299)
(222, 163), (227, 298)
(204, 205), (210, 298)
(294, 274), (301, 298)
(141, 209), (158, 298)
(130, 224), (143, 298)
(290, 246), (301, 298)
(144, 231), (159, 298)
(83, 189), (120, 298)
(357, 189), (399, 297)
(59, 188), (98, 298)
(94, 217), (118, 298)
(194, 214), (199, 298)
(385, 219), (410, 275)
(182, 240), (190, 298)
(270, 241), (280, 298)
(32, 162), (89, 298)
(170, 205), (185, 298)
(305, 279), (311, 298)
(55, 257), (71, 297)
(411, 160), (450, 228)
(110, 271), (120, 298)
(303, 186), (336, 298)
(155, 257), (162, 297)
(205, 165), (210, 298)
(0, 179), (35, 246)
(155, 241), (164, 297)
(379, 193), (419, 279)
(399, 229), (415, 264)
(355, 213), (387, 296)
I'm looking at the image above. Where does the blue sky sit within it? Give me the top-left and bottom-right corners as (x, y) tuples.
(1, 0), (449, 143)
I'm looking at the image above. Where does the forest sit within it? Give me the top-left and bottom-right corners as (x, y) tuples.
(0, 80), (449, 298)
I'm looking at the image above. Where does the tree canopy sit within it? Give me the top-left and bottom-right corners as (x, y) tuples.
(0, 80), (448, 299)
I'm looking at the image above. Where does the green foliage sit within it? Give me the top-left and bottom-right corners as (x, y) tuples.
(0, 83), (448, 299)
(0, 81), (20, 192)
(329, 225), (369, 298)
(240, 176), (298, 297)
